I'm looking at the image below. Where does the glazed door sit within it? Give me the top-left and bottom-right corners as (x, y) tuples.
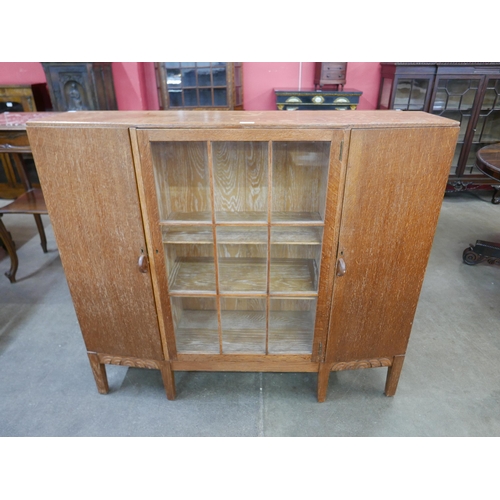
(134, 128), (347, 362)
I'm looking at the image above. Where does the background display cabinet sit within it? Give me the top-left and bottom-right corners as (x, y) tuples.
(155, 62), (243, 110)
(27, 111), (458, 402)
(378, 63), (500, 202)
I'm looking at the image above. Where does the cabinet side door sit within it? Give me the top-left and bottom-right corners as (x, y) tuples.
(27, 126), (164, 360)
(327, 125), (459, 362)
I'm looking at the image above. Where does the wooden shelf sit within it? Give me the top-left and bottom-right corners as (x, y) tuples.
(163, 226), (323, 245)
(272, 227), (322, 245)
(163, 226), (214, 244)
(168, 257), (318, 295)
(272, 211), (323, 224)
(161, 211), (324, 226)
(175, 310), (219, 354)
(216, 211), (267, 224)
(269, 311), (315, 354)
(169, 257), (216, 293)
(175, 309), (314, 354)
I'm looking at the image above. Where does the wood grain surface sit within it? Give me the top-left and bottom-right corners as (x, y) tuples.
(326, 126), (460, 363)
(27, 126), (165, 360)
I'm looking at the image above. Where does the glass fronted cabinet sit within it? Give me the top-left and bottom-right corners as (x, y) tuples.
(155, 62), (243, 110)
(138, 130), (339, 358)
(378, 63), (500, 203)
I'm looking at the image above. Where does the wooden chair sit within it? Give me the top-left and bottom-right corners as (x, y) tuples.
(0, 146), (48, 283)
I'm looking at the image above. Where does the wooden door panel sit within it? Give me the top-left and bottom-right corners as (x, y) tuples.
(27, 126), (164, 360)
(327, 126), (459, 362)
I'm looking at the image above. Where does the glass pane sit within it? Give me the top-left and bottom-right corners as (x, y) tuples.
(197, 68), (211, 87)
(217, 231), (267, 293)
(197, 62), (210, 67)
(212, 65), (227, 86)
(408, 79), (429, 110)
(181, 62), (195, 67)
(270, 243), (321, 294)
(481, 110), (500, 143)
(165, 62), (179, 68)
(184, 89), (198, 106)
(461, 89), (477, 109)
(269, 298), (316, 354)
(447, 95), (461, 110)
(151, 141), (211, 222)
(166, 68), (181, 87)
(272, 142), (330, 223)
(394, 79), (411, 109)
(220, 298), (266, 354)
(168, 90), (182, 107)
(213, 141), (268, 223)
(171, 297), (219, 354)
(199, 88), (212, 106)
(165, 242), (216, 293)
(433, 89), (447, 111)
(214, 88), (227, 106)
(483, 88), (497, 110)
(181, 69), (196, 87)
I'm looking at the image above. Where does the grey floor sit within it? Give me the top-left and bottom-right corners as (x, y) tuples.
(1, 192), (499, 437)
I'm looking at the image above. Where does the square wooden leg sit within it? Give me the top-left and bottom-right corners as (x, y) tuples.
(160, 361), (176, 400)
(87, 352), (109, 394)
(317, 362), (332, 402)
(385, 355), (405, 397)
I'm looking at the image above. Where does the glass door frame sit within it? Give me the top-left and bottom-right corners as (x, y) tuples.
(428, 72), (488, 179)
(134, 127), (347, 362)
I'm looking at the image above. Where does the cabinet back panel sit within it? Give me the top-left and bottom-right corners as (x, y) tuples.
(27, 126), (164, 359)
(272, 142), (330, 218)
(151, 141), (211, 220)
(213, 141), (268, 215)
(327, 126), (459, 362)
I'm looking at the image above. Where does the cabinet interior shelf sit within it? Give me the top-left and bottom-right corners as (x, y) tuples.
(162, 211), (324, 225)
(162, 226), (323, 245)
(168, 257), (318, 295)
(175, 309), (314, 354)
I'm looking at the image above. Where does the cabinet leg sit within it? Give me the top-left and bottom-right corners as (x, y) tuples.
(317, 362), (332, 402)
(385, 355), (405, 397)
(160, 361), (176, 400)
(87, 352), (109, 394)
(33, 214), (48, 253)
(0, 215), (18, 283)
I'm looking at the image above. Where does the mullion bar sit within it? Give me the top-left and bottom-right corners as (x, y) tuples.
(265, 141), (273, 355)
(207, 140), (224, 355)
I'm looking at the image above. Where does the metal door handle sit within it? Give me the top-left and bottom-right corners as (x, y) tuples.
(138, 254), (148, 273)
(336, 257), (346, 277)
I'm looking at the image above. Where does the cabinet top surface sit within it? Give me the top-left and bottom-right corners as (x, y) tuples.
(25, 110), (459, 130)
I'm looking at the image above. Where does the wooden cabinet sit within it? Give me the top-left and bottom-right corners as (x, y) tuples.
(155, 63), (243, 110)
(26, 111), (459, 402)
(378, 63), (500, 201)
(41, 63), (117, 111)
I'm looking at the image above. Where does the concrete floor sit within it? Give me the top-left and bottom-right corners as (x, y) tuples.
(1, 192), (499, 437)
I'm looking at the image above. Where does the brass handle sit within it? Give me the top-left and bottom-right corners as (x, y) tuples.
(138, 254), (148, 273)
(336, 258), (346, 277)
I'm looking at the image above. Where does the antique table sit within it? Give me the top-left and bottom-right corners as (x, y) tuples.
(463, 143), (500, 266)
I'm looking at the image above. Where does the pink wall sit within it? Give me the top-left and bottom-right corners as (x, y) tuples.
(0, 62), (381, 111)
(242, 62), (381, 110)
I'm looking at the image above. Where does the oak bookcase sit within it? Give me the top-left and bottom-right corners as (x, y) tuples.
(26, 111), (459, 402)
